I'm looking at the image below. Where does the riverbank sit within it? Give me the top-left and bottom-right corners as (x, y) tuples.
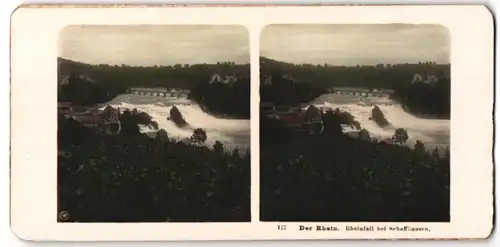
(390, 95), (450, 120)
(198, 104), (250, 120)
(400, 104), (450, 120)
(102, 94), (251, 151)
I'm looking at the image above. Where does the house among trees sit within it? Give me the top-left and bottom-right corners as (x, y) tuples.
(411, 73), (439, 85)
(282, 74), (300, 84)
(262, 76), (273, 85)
(71, 114), (103, 128)
(59, 73), (98, 86)
(63, 105), (121, 135)
(260, 102), (275, 115)
(261, 103), (324, 134)
(58, 102), (73, 116)
(223, 75), (238, 84)
(209, 73), (239, 84)
(59, 76), (70, 86)
(276, 111), (303, 128)
(261, 74), (300, 86)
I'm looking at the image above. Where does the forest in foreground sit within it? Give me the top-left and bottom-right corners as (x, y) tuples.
(58, 108), (250, 222)
(260, 107), (450, 222)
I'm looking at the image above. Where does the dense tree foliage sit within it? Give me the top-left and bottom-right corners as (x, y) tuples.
(59, 58), (249, 89)
(260, 57), (450, 89)
(260, 108), (449, 222)
(260, 72), (326, 106)
(58, 58), (250, 118)
(191, 128), (208, 145)
(189, 76), (251, 118)
(58, 109), (250, 222)
(331, 108), (361, 130)
(392, 128), (410, 145)
(119, 108), (159, 134)
(393, 77), (451, 118)
(58, 73), (126, 106)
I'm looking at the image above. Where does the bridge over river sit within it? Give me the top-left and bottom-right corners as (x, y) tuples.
(327, 87), (394, 98)
(128, 87), (191, 98)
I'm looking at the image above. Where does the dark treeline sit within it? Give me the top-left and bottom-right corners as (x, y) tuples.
(58, 58), (250, 118)
(260, 109), (450, 222)
(260, 57), (450, 89)
(260, 71), (327, 106)
(189, 75), (251, 119)
(58, 109), (250, 222)
(393, 77), (451, 118)
(59, 58), (249, 89)
(58, 73), (126, 106)
(260, 57), (451, 118)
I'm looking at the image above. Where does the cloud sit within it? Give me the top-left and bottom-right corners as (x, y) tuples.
(260, 24), (450, 65)
(59, 25), (249, 66)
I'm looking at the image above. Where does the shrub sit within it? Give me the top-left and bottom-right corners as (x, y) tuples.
(392, 128), (409, 145)
(191, 128), (207, 145)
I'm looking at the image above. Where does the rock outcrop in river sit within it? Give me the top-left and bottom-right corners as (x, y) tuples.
(370, 105), (390, 127)
(169, 105), (188, 127)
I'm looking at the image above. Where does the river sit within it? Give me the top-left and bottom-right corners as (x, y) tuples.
(308, 93), (450, 150)
(102, 92), (449, 153)
(104, 93), (251, 151)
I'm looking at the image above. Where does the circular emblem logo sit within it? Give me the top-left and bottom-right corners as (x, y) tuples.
(58, 211), (69, 221)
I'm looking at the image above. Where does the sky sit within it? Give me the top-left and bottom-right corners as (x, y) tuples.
(59, 25), (249, 66)
(260, 24), (450, 66)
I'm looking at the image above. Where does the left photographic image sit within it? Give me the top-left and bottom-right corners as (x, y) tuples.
(57, 25), (251, 222)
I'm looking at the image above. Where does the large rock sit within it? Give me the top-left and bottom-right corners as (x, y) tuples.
(370, 105), (390, 127)
(169, 105), (188, 127)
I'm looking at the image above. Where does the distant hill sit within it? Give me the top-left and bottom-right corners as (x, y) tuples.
(260, 56), (295, 68)
(58, 58), (96, 81)
(57, 57), (250, 89)
(259, 56), (450, 89)
(259, 57), (326, 106)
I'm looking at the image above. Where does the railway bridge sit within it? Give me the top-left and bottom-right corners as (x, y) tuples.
(327, 87), (394, 98)
(128, 87), (191, 98)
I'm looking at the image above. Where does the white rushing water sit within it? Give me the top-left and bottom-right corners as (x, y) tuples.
(310, 94), (450, 148)
(104, 94), (250, 150)
(102, 92), (448, 151)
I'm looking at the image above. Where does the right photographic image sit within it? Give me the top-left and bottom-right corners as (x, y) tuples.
(259, 24), (451, 222)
